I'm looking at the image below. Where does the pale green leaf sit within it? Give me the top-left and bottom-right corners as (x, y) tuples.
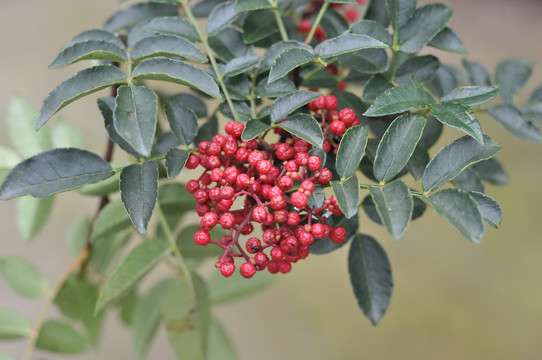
(0, 256), (49, 298)
(51, 119), (84, 148)
(36, 321), (88, 354)
(95, 239), (169, 313)
(208, 271), (273, 304)
(92, 199), (131, 241)
(0, 308), (31, 339)
(16, 196), (54, 242)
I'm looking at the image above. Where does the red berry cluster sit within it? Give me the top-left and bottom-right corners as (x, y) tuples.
(306, 95), (361, 155)
(186, 122), (347, 278)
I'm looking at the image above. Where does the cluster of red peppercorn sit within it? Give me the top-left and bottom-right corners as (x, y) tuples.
(306, 94), (361, 155)
(185, 121), (347, 279)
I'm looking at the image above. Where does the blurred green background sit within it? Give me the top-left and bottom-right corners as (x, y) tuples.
(1, 0), (542, 359)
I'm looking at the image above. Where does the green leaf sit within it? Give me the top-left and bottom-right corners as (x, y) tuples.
(161, 276), (210, 360)
(395, 55), (439, 86)
(129, 16), (200, 45)
(270, 90), (320, 123)
(453, 167), (485, 193)
(406, 146), (429, 180)
(362, 74), (393, 102)
(54, 275), (102, 344)
(36, 321), (88, 354)
(133, 279), (171, 358)
(242, 10), (278, 44)
(428, 65), (459, 97)
(120, 161), (159, 234)
(470, 192), (502, 229)
(68, 29), (126, 49)
(170, 93), (207, 118)
(92, 199), (132, 241)
(399, 4), (453, 53)
(336, 126), (368, 178)
(209, 28), (255, 62)
(207, 318), (237, 360)
(276, 114), (324, 148)
(374, 113), (426, 182)
(0, 149), (114, 200)
(98, 97), (141, 158)
(224, 56), (260, 77)
(364, 0), (389, 27)
(350, 20), (392, 45)
(132, 58), (222, 100)
(487, 104), (542, 143)
(0, 308), (31, 339)
(331, 175), (360, 219)
(310, 215), (359, 255)
(166, 148), (190, 178)
(66, 217), (90, 255)
(362, 194), (426, 224)
(164, 101), (198, 146)
(428, 27), (467, 54)
(336, 49), (388, 75)
(256, 78), (296, 98)
(364, 86), (435, 117)
(368, 181), (412, 240)
(208, 271), (273, 304)
(386, 0), (416, 31)
(423, 189), (485, 243)
(104, 3), (178, 32)
(95, 239), (169, 314)
(49, 40), (127, 69)
(207, 1), (240, 36)
(462, 59), (491, 86)
(16, 196), (54, 242)
(268, 48), (315, 83)
(114, 85), (158, 158)
(234, 0), (272, 11)
(241, 119), (271, 141)
(219, 101), (251, 122)
(314, 34), (388, 59)
(430, 102), (484, 144)
(418, 115), (443, 149)
(0, 147), (20, 185)
(260, 40), (312, 71)
(520, 102), (542, 123)
(51, 119), (84, 148)
(0, 353), (13, 360)
(0, 256), (48, 298)
(422, 135), (501, 192)
(473, 158), (509, 185)
(7, 96), (51, 158)
(131, 35), (207, 63)
(90, 231), (131, 274)
(37, 65), (127, 129)
(348, 234), (393, 325)
(441, 85), (499, 106)
(495, 58), (533, 104)
(194, 114), (219, 145)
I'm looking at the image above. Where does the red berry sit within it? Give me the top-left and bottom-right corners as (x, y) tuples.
(308, 155), (322, 171)
(220, 262), (236, 277)
(270, 195), (287, 210)
(313, 95), (326, 110)
(338, 81), (347, 91)
(317, 168), (333, 184)
(240, 262), (256, 278)
(314, 25), (325, 42)
(263, 229), (276, 244)
(345, 8), (359, 22)
(246, 237), (262, 254)
(221, 186), (235, 200)
(236, 173), (250, 189)
(200, 212), (218, 230)
(257, 160), (272, 174)
(291, 191), (308, 209)
(185, 153), (200, 169)
(324, 95), (338, 111)
(297, 19), (311, 33)
(209, 187), (221, 201)
(287, 212), (300, 226)
(268, 260), (280, 274)
(330, 120), (346, 136)
(186, 179), (200, 193)
(219, 212), (235, 229)
(252, 206), (268, 223)
(300, 180), (315, 195)
(330, 226), (347, 244)
(194, 230), (211, 246)
(254, 252), (269, 266)
(322, 140), (331, 153)
(278, 260), (292, 274)
(278, 176), (294, 191)
(311, 223), (326, 239)
(193, 189), (209, 204)
(196, 203), (210, 217)
(271, 247), (284, 260)
(339, 108), (357, 127)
